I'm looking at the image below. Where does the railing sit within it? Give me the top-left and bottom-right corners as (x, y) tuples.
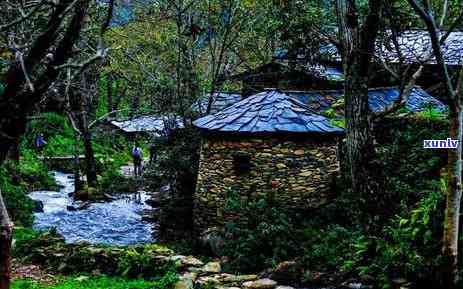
(0, 190), (13, 289)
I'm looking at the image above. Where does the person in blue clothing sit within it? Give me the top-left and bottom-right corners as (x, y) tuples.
(35, 133), (47, 153)
(132, 143), (143, 177)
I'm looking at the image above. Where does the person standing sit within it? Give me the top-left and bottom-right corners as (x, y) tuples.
(35, 133), (47, 154)
(149, 143), (157, 165)
(132, 144), (143, 177)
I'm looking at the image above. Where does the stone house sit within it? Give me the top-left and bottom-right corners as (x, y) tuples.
(227, 62), (344, 97)
(192, 89), (344, 231)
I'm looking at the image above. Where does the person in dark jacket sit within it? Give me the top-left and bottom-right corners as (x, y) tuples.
(149, 144), (157, 165)
(132, 144), (143, 177)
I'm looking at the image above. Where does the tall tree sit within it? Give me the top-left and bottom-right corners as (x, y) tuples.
(403, 1), (463, 287)
(0, 0), (91, 164)
(336, 0), (385, 212)
(0, 190), (12, 289)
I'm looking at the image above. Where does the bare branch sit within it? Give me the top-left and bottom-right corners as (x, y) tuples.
(0, 0), (49, 31)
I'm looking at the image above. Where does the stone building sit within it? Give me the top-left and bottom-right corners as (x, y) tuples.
(227, 62), (344, 97)
(192, 89), (344, 231)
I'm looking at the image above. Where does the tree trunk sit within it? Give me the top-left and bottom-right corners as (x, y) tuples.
(0, 0), (90, 166)
(0, 191), (13, 289)
(337, 0), (385, 214)
(7, 138), (20, 163)
(73, 132), (83, 192)
(107, 74), (113, 112)
(441, 103), (463, 289)
(83, 130), (97, 188)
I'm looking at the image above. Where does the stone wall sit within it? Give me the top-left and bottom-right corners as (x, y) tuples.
(193, 135), (340, 231)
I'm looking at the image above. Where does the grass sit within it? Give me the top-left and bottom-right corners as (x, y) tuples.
(13, 273), (177, 289)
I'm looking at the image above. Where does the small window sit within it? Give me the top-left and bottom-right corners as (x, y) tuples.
(232, 152), (252, 175)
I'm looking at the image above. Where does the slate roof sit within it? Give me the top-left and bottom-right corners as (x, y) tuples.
(193, 90), (344, 134)
(286, 86), (447, 114)
(191, 92), (243, 114)
(110, 115), (184, 136)
(318, 30), (463, 65)
(379, 30), (463, 65)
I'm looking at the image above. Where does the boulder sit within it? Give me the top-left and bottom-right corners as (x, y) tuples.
(222, 275), (258, 283)
(268, 261), (302, 284)
(200, 227), (225, 256)
(67, 205), (77, 211)
(201, 261), (221, 273)
(74, 190), (89, 201)
(242, 278), (277, 289)
(196, 276), (221, 286)
(181, 256), (204, 267)
(32, 200), (44, 213)
(175, 275), (194, 289)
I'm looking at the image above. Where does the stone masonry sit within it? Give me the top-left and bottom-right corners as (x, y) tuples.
(193, 135), (340, 231)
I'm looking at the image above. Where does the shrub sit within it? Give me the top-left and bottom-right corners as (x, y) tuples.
(12, 273), (177, 289)
(0, 162), (35, 226)
(341, 183), (445, 289)
(219, 192), (299, 273)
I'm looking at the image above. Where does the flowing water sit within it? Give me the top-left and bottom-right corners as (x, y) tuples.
(29, 171), (154, 246)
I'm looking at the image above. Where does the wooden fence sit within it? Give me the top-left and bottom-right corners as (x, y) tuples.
(0, 190), (12, 289)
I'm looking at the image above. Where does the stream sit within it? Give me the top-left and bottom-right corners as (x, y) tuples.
(29, 171), (154, 246)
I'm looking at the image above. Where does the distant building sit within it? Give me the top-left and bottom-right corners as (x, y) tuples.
(227, 61), (344, 97)
(107, 115), (184, 140)
(192, 89), (344, 231)
(316, 30), (463, 102)
(191, 92), (242, 115)
(286, 86), (447, 115)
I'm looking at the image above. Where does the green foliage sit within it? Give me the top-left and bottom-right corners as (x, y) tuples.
(342, 186), (444, 289)
(300, 225), (362, 272)
(0, 160), (46, 227)
(13, 228), (177, 280)
(12, 273), (177, 289)
(220, 191), (298, 273)
(378, 118), (447, 204)
(415, 107), (447, 121)
(24, 112), (77, 157)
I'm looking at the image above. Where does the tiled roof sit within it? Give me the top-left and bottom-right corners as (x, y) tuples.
(110, 115), (184, 135)
(191, 92), (243, 114)
(287, 86), (447, 113)
(379, 30), (463, 65)
(193, 90), (344, 134)
(318, 30), (463, 65)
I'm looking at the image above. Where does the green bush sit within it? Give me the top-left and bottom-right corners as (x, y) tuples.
(12, 273), (177, 289)
(13, 228), (177, 279)
(0, 162), (35, 226)
(341, 184), (444, 289)
(219, 192), (299, 273)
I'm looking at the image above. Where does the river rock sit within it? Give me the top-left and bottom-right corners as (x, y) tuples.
(32, 200), (44, 213)
(160, 185), (171, 193)
(201, 261), (221, 273)
(196, 276), (221, 286)
(268, 261), (302, 284)
(200, 227), (225, 255)
(74, 190), (88, 201)
(175, 274), (194, 289)
(222, 274), (258, 283)
(275, 286), (294, 289)
(181, 256), (204, 267)
(67, 205), (77, 211)
(242, 278), (277, 289)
